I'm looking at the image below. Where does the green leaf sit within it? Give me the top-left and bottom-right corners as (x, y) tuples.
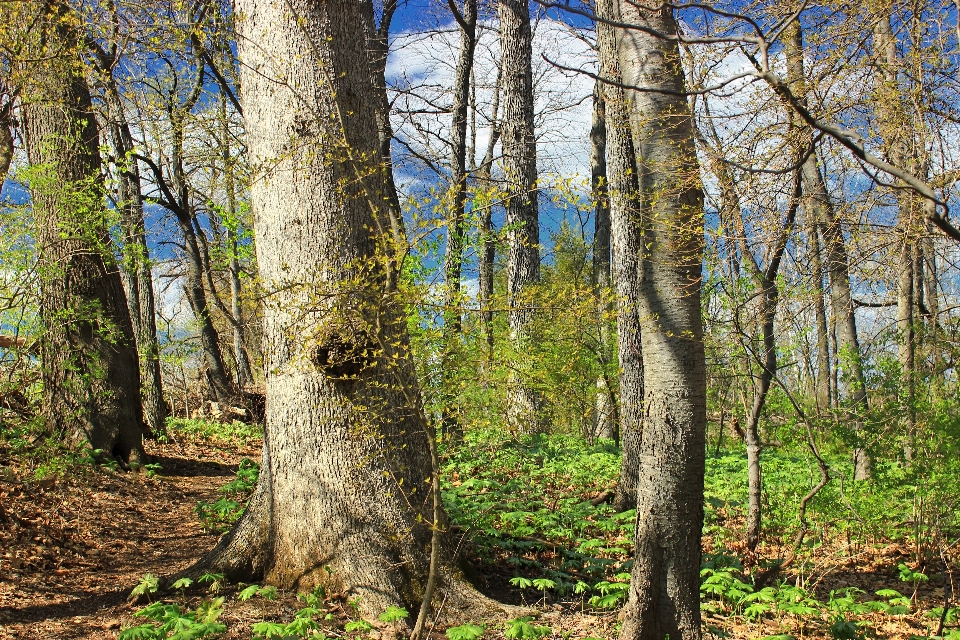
(131, 573), (160, 598)
(345, 620), (374, 633)
(446, 623), (485, 640)
(504, 617), (550, 640)
(510, 576), (533, 589)
(239, 584), (260, 601)
(378, 605), (409, 623)
(171, 578), (193, 591)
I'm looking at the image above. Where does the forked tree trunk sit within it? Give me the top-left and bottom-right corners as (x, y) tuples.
(590, 80), (618, 443)
(499, 0), (544, 433)
(597, 0), (643, 511)
(188, 0), (492, 620)
(23, 5), (145, 465)
(615, 4), (706, 639)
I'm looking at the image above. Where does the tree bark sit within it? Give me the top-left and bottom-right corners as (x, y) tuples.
(499, 0), (544, 433)
(590, 80), (618, 443)
(615, 4), (706, 639)
(597, 0), (643, 511)
(189, 0), (493, 621)
(91, 50), (167, 437)
(22, 3), (145, 465)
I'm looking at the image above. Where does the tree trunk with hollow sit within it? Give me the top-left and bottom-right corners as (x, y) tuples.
(187, 0), (493, 621)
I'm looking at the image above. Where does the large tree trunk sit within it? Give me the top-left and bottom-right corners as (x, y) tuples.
(23, 4), (145, 465)
(590, 80), (618, 443)
(615, 4), (706, 639)
(597, 0), (642, 511)
(441, 0), (478, 438)
(93, 56), (167, 437)
(187, 0), (491, 621)
(499, 0), (543, 433)
(789, 21), (871, 480)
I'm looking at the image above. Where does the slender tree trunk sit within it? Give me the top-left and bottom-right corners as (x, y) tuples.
(597, 0), (643, 511)
(615, 4), (706, 639)
(499, 0), (543, 432)
(477, 66), (502, 364)
(167, 107), (236, 404)
(789, 21), (871, 479)
(810, 222), (832, 411)
(441, 0), (478, 438)
(875, 8), (918, 458)
(220, 95), (255, 389)
(189, 0), (497, 622)
(0, 100), (13, 192)
(590, 80), (617, 442)
(23, 3), (145, 465)
(95, 61), (167, 437)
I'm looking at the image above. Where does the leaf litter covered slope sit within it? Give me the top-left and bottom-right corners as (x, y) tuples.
(0, 436), (254, 639)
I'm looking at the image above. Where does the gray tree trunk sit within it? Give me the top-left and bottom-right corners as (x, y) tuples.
(597, 0), (642, 512)
(499, 0), (544, 433)
(219, 94), (255, 389)
(615, 4), (706, 639)
(875, 10), (918, 457)
(92, 52), (168, 436)
(789, 21), (871, 480)
(590, 80), (618, 443)
(23, 4), (146, 465)
(188, 0), (492, 621)
(0, 99), (13, 191)
(441, 0), (478, 438)
(476, 66), (502, 364)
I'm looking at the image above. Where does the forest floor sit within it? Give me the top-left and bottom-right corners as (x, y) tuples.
(0, 424), (955, 639)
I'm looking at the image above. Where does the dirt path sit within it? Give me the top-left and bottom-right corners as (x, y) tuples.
(0, 439), (255, 639)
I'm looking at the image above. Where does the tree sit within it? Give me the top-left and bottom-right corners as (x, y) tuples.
(22, 1), (145, 465)
(596, 0), (643, 512)
(87, 34), (167, 436)
(613, 3), (706, 638)
(499, 0), (544, 432)
(589, 79), (618, 443)
(184, 0), (493, 622)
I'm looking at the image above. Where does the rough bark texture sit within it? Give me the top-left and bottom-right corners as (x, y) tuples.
(23, 6), (145, 465)
(597, 0), (642, 512)
(194, 0), (493, 620)
(499, 0), (544, 432)
(590, 80), (618, 443)
(94, 55), (167, 436)
(615, 4), (706, 639)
